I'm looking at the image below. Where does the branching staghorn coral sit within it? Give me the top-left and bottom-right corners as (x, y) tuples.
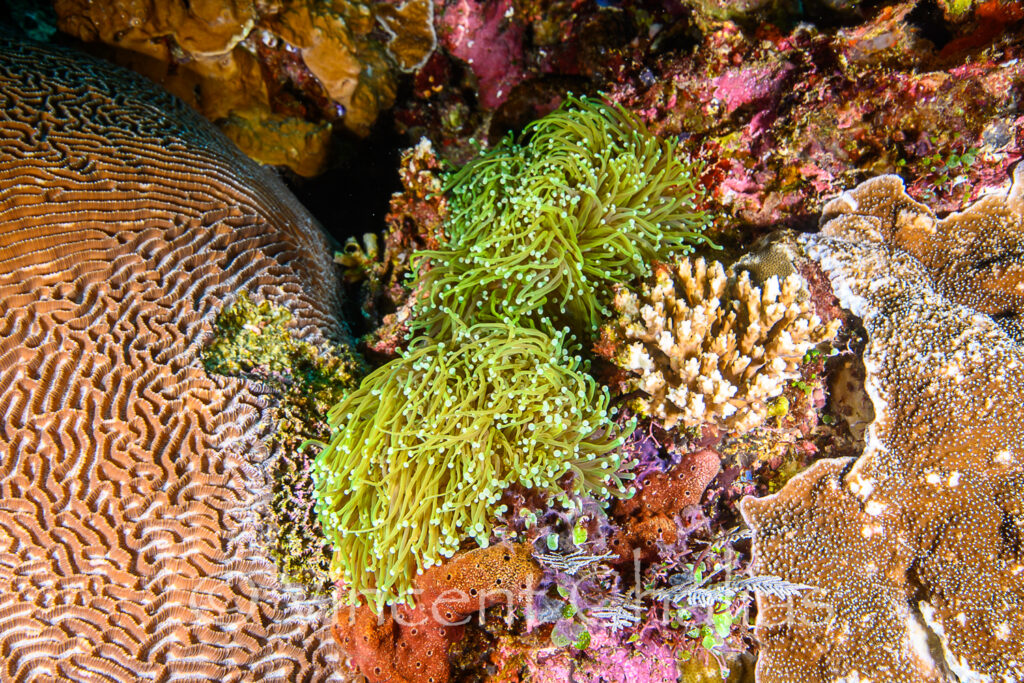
(410, 95), (711, 339)
(605, 257), (839, 432)
(312, 321), (635, 610)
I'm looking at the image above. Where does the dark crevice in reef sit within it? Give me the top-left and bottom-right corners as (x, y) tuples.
(283, 121), (407, 247)
(282, 123), (408, 335)
(1000, 509), (1023, 558)
(0, 0), (57, 42)
(905, 559), (957, 679)
(906, 0), (954, 50)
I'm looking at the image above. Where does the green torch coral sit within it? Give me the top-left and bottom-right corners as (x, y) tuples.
(411, 95), (711, 339)
(312, 321), (634, 610)
(313, 96), (709, 613)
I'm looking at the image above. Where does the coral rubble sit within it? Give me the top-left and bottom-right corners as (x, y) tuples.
(741, 169), (1024, 681)
(604, 257), (839, 433)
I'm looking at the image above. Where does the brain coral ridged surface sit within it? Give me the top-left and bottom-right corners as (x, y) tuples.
(0, 37), (346, 680)
(740, 169), (1024, 681)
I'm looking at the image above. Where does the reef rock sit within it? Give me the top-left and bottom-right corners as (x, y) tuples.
(0, 37), (347, 680)
(740, 169), (1024, 681)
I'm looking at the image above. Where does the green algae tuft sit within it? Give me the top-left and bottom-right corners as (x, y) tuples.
(203, 291), (362, 591)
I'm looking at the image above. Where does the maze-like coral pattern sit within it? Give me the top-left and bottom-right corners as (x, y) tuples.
(0, 36), (346, 681)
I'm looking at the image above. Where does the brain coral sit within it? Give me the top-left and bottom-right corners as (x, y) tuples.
(0, 37), (348, 680)
(605, 257), (838, 433)
(313, 321), (634, 610)
(740, 169), (1024, 682)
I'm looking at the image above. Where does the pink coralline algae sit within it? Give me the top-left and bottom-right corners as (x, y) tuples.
(521, 628), (681, 683)
(438, 0), (526, 109)
(711, 64), (794, 119)
(609, 4), (1024, 229)
(740, 168), (1024, 681)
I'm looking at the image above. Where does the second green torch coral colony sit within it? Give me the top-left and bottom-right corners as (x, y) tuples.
(311, 96), (713, 610)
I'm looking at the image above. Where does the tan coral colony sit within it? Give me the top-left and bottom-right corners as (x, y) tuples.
(741, 168), (1024, 682)
(611, 256), (838, 433)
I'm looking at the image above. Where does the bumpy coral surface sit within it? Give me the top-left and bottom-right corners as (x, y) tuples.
(437, 0), (526, 109)
(610, 448), (722, 563)
(313, 322), (634, 610)
(520, 627), (683, 683)
(607, 257), (839, 433)
(219, 108), (333, 179)
(740, 170), (1024, 681)
(616, 4), (1024, 229)
(395, 0), (1023, 234)
(819, 170), (1024, 342)
(334, 542), (542, 683)
(0, 38), (347, 681)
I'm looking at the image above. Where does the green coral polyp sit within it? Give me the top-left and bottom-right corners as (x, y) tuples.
(312, 322), (635, 610)
(411, 95), (711, 338)
(312, 96), (710, 611)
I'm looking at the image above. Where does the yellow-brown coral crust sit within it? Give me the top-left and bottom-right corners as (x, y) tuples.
(609, 257), (838, 433)
(54, 0), (436, 171)
(820, 169), (1024, 342)
(741, 169), (1024, 682)
(0, 38), (345, 680)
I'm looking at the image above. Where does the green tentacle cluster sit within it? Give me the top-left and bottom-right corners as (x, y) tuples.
(411, 95), (710, 338)
(313, 322), (630, 610)
(312, 96), (710, 609)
